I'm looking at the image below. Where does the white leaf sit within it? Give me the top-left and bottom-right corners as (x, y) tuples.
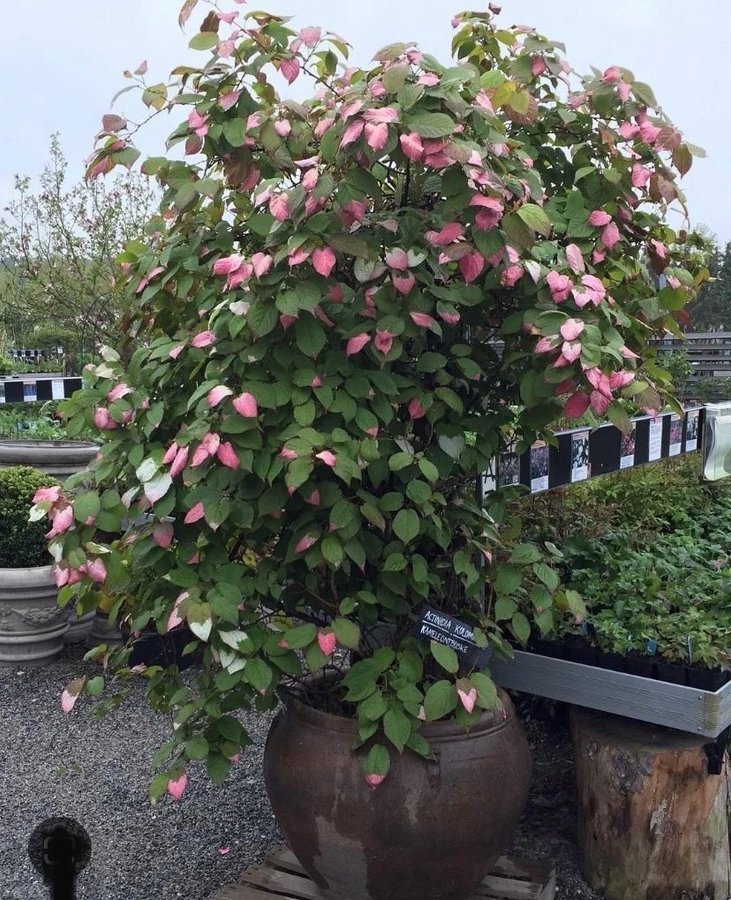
(189, 617), (212, 642)
(144, 473), (172, 504)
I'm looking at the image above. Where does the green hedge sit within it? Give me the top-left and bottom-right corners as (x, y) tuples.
(0, 466), (59, 568)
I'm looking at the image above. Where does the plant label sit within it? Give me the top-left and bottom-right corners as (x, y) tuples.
(411, 605), (492, 668)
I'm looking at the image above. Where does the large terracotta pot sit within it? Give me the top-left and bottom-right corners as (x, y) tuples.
(0, 564), (69, 665)
(0, 440), (98, 479)
(264, 685), (530, 900)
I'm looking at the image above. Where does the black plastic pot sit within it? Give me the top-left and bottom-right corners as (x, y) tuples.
(564, 638), (598, 667)
(686, 667), (730, 691)
(623, 654), (656, 680)
(654, 660), (688, 686)
(528, 639), (564, 659)
(595, 651), (625, 673)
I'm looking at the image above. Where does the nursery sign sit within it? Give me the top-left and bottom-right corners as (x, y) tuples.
(411, 605), (492, 668)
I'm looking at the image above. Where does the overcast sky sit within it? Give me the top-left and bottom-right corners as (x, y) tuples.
(2, 1), (729, 243)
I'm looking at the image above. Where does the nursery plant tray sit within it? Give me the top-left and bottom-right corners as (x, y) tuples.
(490, 650), (731, 738)
(211, 846), (556, 900)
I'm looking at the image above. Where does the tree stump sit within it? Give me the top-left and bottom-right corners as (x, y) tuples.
(571, 708), (730, 900)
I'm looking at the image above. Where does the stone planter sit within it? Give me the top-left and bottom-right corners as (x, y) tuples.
(64, 609), (96, 644)
(86, 611), (124, 649)
(0, 440), (98, 479)
(0, 565), (69, 665)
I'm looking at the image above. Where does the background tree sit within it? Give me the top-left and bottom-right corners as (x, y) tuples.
(0, 135), (158, 371)
(686, 235), (731, 331)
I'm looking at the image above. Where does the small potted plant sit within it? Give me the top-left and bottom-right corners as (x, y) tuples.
(37, 2), (704, 897)
(0, 466), (70, 664)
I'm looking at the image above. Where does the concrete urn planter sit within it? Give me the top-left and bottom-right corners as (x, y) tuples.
(0, 440), (99, 479)
(0, 565), (69, 665)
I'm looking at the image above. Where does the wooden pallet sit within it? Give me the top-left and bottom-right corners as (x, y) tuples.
(212, 845), (556, 900)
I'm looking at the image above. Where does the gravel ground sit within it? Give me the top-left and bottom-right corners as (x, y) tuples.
(1, 644), (598, 900)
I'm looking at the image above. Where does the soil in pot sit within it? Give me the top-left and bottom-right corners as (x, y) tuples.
(264, 683), (531, 900)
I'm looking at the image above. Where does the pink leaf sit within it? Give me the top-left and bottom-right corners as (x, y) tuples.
(564, 392), (591, 419)
(457, 687), (477, 714)
(560, 319), (585, 341)
(84, 558), (107, 584)
(170, 446), (189, 477)
(191, 330), (215, 348)
(631, 164), (651, 188)
(295, 534), (317, 553)
(153, 522), (174, 549)
(317, 631), (338, 656)
(305, 489), (321, 506)
(60, 688), (79, 715)
(298, 26), (322, 47)
(565, 244), (585, 275)
(207, 385), (233, 408)
(218, 847), (231, 856)
(346, 333), (371, 356)
(217, 442), (240, 470)
(601, 222), (620, 251)
(385, 248), (408, 271)
(219, 90), (241, 111)
(364, 122), (389, 152)
(279, 448), (298, 460)
(233, 392), (258, 417)
(280, 57), (301, 84)
(459, 251), (485, 284)
(362, 107), (399, 124)
(588, 210), (612, 227)
(251, 252), (273, 277)
(365, 773), (385, 788)
(340, 119), (365, 148)
(167, 773), (188, 801)
(546, 271), (572, 303)
(392, 272), (416, 295)
(425, 222), (464, 246)
(312, 247), (336, 277)
(408, 398), (426, 420)
(184, 502), (205, 524)
(374, 330), (395, 355)
(410, 312), (434, 329)
(315, 450), (337, 467)
(269, 194), (290, 222)
(167, 592), (188, 632)
(274, 118), (291, 138)
(590, 390), (612, 415)
(399, 132), (424, 161)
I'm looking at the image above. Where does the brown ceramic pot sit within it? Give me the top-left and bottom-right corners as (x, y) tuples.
(264, 685), (531, 900)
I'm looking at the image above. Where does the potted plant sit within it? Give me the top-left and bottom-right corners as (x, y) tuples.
(0, 466), (71, 664)
(37, 3), (703, 897)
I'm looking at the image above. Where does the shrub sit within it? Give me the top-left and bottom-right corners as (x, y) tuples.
(0, 466), (59, 567)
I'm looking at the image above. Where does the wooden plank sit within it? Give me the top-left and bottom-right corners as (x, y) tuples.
(490, 651), (731, 738)
(239, 867), (323, 900)
(213, 848), (555, 900)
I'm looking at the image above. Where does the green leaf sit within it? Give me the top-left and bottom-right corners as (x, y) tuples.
(185, 735), (210, 760)
(189, 31), (219, 51)
(517, 203), (553, 237)
(510, 543), (543, 565)
(295, 316), (326, 357)
(494, 565), (522, 596)
(86, 675), (104, 696)
(223, 119), (246, 147)
(471, 671), (500, 709)
(430, 640), (459, 674)
(333, 618), (360, 650)
(363, 743), (391, 778)
(533, 562), (560, 592)
(383, 708), (411, 753)
(418, 459), (439, 482)
(393, 508), (420, 544)
(282, 623), (317, 649)
(207, 754), (231, 783)
(248, 303), (278, 337)
(73, 491), (101, 524)
(423, 680), (457, 721)
(404, 111), (455, 138)
(321, 535), (344, 567)
(511, 612), (531, 644)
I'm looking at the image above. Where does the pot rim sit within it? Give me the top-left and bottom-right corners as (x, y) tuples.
(279, 677), (512, 741)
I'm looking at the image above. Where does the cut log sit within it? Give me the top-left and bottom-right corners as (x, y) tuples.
(571, 708), (731, 900)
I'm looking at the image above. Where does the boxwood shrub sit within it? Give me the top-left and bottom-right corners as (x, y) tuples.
(0, 466), (58, 568)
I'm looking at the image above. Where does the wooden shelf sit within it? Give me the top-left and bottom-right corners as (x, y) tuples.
(490, 650), (731, 738)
